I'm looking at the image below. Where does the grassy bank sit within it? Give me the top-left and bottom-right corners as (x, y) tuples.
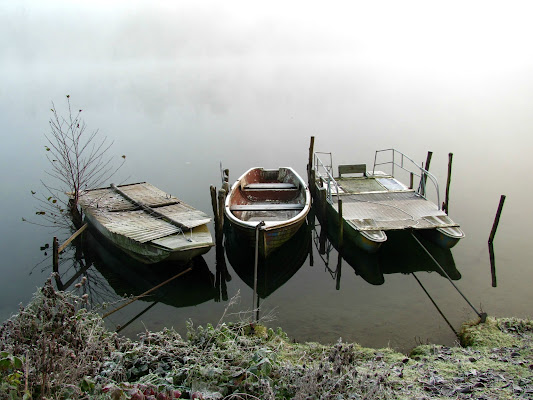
(1, 280), (531, 399)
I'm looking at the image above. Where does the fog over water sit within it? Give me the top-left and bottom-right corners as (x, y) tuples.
(1, 0), (532, 351)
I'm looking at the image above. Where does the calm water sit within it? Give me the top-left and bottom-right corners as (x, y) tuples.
(2, 2), (533, 353)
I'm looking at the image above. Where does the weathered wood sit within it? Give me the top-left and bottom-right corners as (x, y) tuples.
(338, 164), (366, 177)
(58, 223), (88, 253)
(110, 184), (188, 230)
(488, 195), (506, 244)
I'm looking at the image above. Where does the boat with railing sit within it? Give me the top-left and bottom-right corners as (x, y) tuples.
(311, 145), (464, 253)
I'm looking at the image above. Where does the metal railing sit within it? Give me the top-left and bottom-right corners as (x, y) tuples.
(373, 149), (441, 207)
(313, 149), (441, 209)
(313, 152), (339, 204)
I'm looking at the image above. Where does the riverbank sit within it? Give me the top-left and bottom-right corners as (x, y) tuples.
(1, 279), (531, 399)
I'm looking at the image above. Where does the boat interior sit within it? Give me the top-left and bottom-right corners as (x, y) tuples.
(229, 168), (306, 222)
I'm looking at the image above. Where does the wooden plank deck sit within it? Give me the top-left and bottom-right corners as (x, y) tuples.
(78, 182), (211, 242)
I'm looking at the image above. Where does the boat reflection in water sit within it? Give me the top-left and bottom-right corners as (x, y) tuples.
(314, 219), (461, 287)
(224, 219), (311, 301)
(82, 229), (217, 309)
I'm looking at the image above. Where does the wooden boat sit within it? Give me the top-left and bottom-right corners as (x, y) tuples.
(224, 167), (311, 256)
(77, 182), (214, 264)
(311, 147), (464, 253)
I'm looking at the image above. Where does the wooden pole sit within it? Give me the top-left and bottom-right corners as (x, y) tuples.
(103, 267), (192, 319)
(488, 195), (506, 244)
(307, 136), (315, 183)
(443, 153), (453, 213)
(421, 151), (433, 197)
(53, 237), (59, 273)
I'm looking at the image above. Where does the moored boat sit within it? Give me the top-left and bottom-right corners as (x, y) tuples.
(224, 167), (311, 256)
(311, 145), (464, 253)
(77, 182), (214, 264)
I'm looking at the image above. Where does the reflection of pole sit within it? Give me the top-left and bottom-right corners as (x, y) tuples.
(336, 252), (342, 290)
(488, 195), (505, 288)
(102, 267), (192, 319)
(488, 195), (506, 244)
(412, 273), (458, 337)
(412, 233), (487, 322)
(338, 199), (343, 251)
(116, 301), (158, 333)
(253, 221), (265, 322)
(489, 242), (497, 288)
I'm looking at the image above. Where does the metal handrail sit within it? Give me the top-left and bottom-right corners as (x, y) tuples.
(313, 152), (339, 204)
(373, 149), (441, 207)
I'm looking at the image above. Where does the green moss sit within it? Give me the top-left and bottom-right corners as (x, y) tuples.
(460, 317), (524, 347)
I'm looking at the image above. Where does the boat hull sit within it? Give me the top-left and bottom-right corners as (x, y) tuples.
(84, 211), (213, 264)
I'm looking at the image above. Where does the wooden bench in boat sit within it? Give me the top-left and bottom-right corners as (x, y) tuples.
(243, 183), (298, 190)
(230, 203), (305, 212)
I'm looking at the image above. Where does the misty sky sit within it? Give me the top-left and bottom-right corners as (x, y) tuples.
(2, 0), (533, 173)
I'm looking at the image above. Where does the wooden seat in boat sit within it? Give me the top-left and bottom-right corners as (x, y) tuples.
(229, 203), (304, 211)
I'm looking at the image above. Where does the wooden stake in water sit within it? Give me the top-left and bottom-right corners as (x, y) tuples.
(443, 153), (453, 213)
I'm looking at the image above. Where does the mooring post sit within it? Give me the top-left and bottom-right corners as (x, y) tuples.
(53, 236), (59, 274)
(222, 168), (230, 193)
(308, 136), (315, 181)
(217, 188), (226, 247)
(443, 153), (453, 213)
(421, 151), (433, 197)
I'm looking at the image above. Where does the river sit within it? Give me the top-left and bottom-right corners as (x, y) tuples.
(1, 1), (533, 352)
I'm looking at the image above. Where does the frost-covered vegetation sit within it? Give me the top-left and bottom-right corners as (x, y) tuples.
(1, 279), (532, 399)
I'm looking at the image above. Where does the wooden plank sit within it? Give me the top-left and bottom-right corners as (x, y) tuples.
(338, 164), (366, 177)
(58, 223), (89, 253)
(244, 183), (297, 190)
(230, 203), (304, 211)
